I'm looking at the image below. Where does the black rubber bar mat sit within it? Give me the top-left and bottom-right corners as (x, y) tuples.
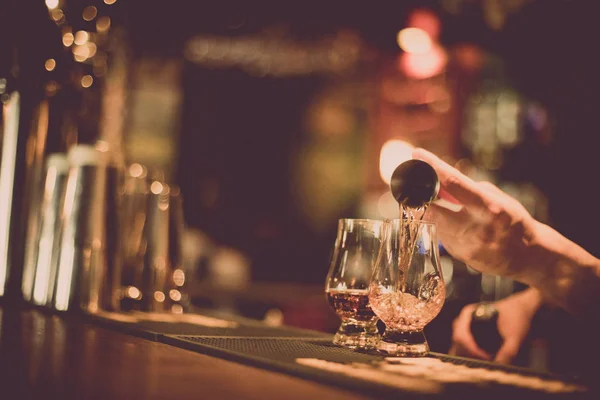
(160, 335), (594, 400)
(85, 312), (329, 342)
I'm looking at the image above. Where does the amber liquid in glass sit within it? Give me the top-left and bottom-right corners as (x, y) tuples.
(327, 289), (377, 322)
(370, 204), (445, 331)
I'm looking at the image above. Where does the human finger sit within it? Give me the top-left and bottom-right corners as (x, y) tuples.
(453, 334), (493, 361)
(412, 148), (489, 212)
(478, 181), (504, 197)
(451, 306), (493, 361)
(494, 337), (520, 365)
(425, 202), (471, 234)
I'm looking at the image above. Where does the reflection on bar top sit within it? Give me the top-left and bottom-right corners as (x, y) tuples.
(297, 358), (442, 394)
(95, 311), (239, 328)
(295, 358), (587, 394)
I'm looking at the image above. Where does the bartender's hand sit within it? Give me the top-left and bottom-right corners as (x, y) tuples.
(412, 148), (538, 279)
(450, 288), (543, 364)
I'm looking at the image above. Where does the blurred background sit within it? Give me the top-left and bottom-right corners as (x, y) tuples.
(5, 0), (600, 375)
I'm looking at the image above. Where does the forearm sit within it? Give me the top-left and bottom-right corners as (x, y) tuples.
(515, 221), (600, 319)
(507, 287), (544, 314)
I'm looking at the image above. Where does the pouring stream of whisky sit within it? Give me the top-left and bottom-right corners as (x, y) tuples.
(397, 204), (428, 293)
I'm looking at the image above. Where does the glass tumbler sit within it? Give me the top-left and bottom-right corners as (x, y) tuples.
(369, 219), (445, 356)
(325, 219), (385, 350)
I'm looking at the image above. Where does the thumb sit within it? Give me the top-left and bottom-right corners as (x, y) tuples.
(494, 338), (520, 364)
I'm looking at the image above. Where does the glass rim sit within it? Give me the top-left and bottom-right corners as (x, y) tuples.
(386, 218), (436, 227)
(339, 218), (384, 223)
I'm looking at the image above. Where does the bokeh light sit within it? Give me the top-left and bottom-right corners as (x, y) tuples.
(82, 6), (98, 21)
(62, 33), (74, 47)
(397, 27), (432, 54)
(379, 139), (414, 185)
(45, 0), (59, 10)
(81, 75), (93, 88)
(74, 31), (89, 46)
(45, 59), (56, 71)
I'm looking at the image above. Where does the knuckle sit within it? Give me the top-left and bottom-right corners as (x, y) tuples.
(460, 305), (474, 317)
(464, 303), (477, 313)
(479, 181), (493, 190)
(445, 175), (462, 191)
(487, 204), (511, 227)
(511, 219), (527, 237)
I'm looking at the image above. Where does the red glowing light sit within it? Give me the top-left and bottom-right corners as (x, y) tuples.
(407, 9), (441, 41)
(398, 44), (447, 79)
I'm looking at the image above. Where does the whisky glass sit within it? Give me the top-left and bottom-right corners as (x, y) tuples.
(325, 219), (385, 349)
(369, 219), (445, 356)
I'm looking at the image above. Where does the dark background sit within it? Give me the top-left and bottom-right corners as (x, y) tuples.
(123, 0), (600, 281)
(16, 0), (600, 374)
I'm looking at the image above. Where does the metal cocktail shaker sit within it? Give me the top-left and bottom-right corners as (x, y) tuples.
(51, 144), (122, 313)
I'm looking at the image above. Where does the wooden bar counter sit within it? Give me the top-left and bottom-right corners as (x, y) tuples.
(0, 304), (369, 400)
(1, 302), (595, 400)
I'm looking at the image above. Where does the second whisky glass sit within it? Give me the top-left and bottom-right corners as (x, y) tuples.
(325, 219), (385, 350)
(369, 219), (445, 356)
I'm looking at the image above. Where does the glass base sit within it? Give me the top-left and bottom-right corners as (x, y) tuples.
(377, 329), (429, 357)
(333, 320), (380, 350)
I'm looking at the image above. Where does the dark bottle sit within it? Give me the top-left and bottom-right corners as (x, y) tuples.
(470, 302), (503, 355)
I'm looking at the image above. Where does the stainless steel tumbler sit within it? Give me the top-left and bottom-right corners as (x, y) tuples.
(26, 153), (70, 306)
(52, 144), (122, 313)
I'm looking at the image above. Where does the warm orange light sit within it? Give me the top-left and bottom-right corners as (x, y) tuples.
(62, 33), (74, 47)
(127, 286), (141, 299)
(150, 181), (163, 195)
(399, 44), (447, 79)
(96, 16), (111, 32)
(51, 8), (64, 22)
(104, 0), (117, 4)
(379, 140), (414, 185)
(81, 75), (93, 88)
(73, 44), (91, 61)
(173, 269), (185, 286)
(171, 304), (183, 314)
(82, 6), (97, 21)
(169, 289), (182, 302)
(407, 9), (441, 40)
(45, 0), (59, 10)
(397, 27), (432, 54)
(74, 31), (89, 46)
(45, 59), (56, 71)
(86, 42), (97, 58)
(154, 291), (165, 302)
(129, 163), (144, 178)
